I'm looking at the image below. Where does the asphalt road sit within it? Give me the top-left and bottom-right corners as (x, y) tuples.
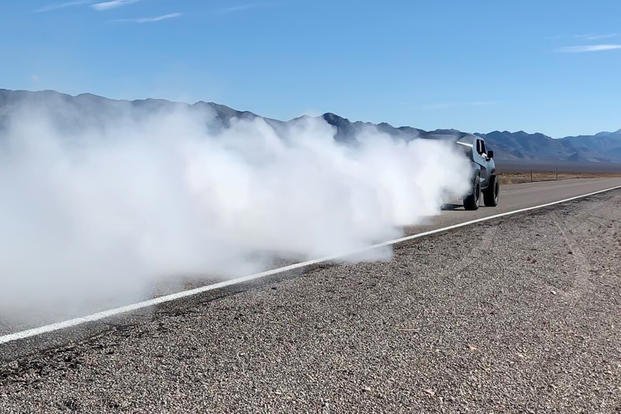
(1, 179), (620, 412)
(407, 177), (621, 234)
(1, 177), (620, 338)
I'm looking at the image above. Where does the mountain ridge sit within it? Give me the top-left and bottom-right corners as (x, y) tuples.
(1, 88), (620, 167)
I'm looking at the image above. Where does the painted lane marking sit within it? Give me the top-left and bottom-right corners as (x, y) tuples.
(1, 184), (620, 345)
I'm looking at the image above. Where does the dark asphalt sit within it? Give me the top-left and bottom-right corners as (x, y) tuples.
(1, 177), (620, 338)
(1, 188), (620, 412)
(406, 177), (621, 234)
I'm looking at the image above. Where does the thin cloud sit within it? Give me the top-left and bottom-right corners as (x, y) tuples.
(218, 3), (269, 14)
(35, 0), (93, 13)
(557, 44), (621, 53)
(574, 33), (617, 41)
(113, 12), (182, 23)
(91, 0), (139, 11)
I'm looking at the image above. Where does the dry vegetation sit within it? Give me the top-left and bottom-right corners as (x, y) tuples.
(498, 171), (621, 185)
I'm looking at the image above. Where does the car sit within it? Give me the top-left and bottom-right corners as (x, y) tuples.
(455, 135), (499, 210)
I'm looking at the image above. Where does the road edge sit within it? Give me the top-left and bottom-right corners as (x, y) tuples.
(2, 184), (620, 346)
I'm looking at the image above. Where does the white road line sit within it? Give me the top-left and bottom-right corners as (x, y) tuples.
(1, 184), (620, 346)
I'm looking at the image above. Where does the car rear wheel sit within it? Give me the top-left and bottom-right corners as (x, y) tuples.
(483, 175), (499, 207)
(463, 175), (480, 210)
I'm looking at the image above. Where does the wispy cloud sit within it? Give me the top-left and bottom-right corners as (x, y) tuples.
(113, 12), (182, 23)
(574, 33), (617, 41)
(35, 0), (93, 13)
(421, 101), (497, 110)
(91, 0), (139, 11)
(557, 44), (621, 53)
(218, 3), (268, 14)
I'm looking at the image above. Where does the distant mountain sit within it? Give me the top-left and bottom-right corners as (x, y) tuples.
(477, 130), (621, 164)
(0, 88), (260, 133)
(1, 89), (620, 169)
(319, 112), (621, 167)
(320, 112), (469, 143)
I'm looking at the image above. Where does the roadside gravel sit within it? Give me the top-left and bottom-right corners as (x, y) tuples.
(1, 191), (620, 413)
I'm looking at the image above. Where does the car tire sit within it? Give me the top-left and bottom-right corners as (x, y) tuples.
(483, 175), (499, 207)
(463, 175), (480, 210)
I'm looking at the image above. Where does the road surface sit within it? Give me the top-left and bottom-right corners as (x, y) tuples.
(1, 177), (619, 339)
(0, 178), (620, 412)
(406, 177), (621, 234)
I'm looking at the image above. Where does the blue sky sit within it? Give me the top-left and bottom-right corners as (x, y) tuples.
(1, 0), (621, 137)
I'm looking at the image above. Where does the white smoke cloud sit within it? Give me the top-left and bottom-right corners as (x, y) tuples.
(0, 99), (470, 321)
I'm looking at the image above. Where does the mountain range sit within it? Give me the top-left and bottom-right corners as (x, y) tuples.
(1, 89), (620, 171)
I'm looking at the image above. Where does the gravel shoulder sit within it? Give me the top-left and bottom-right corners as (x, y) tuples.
(1, 191), (620, 413)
